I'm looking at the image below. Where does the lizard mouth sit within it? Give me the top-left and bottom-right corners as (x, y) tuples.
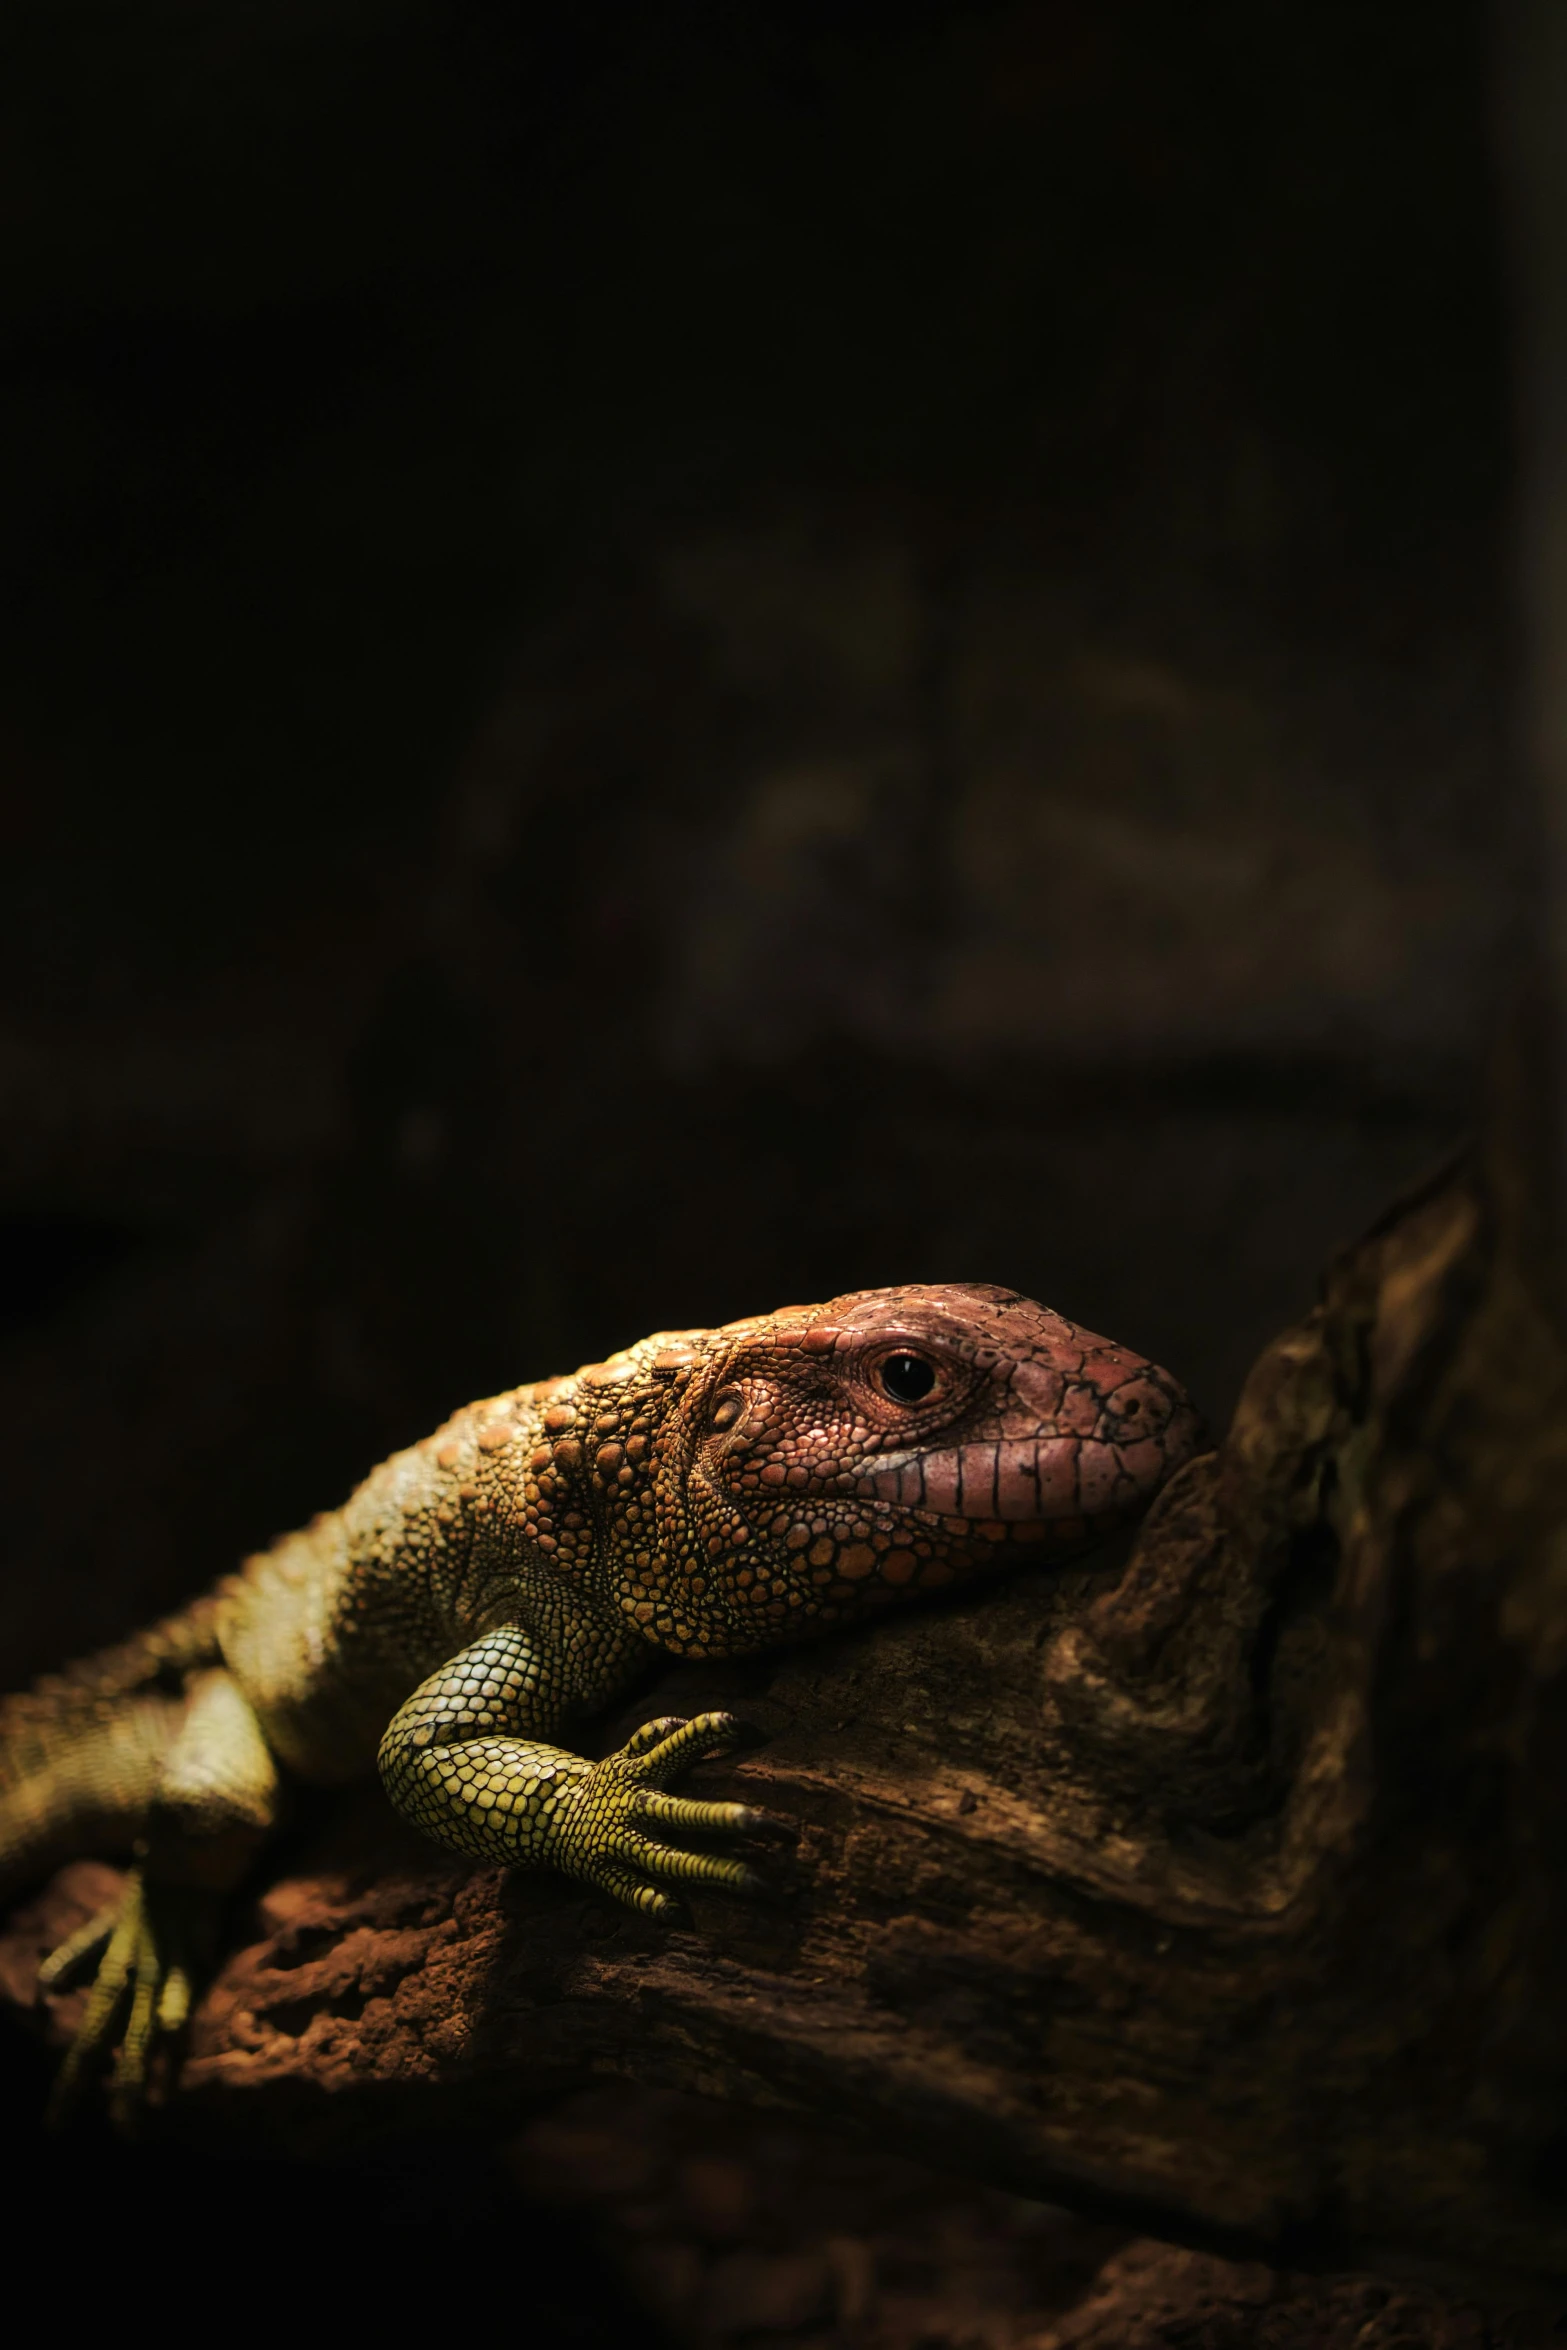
(868, 1428), (1197, 1525)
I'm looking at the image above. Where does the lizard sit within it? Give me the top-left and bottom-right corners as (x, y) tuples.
(0, 1282), (1202, 2121)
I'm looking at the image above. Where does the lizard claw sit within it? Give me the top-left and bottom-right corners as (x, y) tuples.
(554, 1711), (784, 1915)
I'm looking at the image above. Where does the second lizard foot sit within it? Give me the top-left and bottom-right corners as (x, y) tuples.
(38, 1867), (215, 2131)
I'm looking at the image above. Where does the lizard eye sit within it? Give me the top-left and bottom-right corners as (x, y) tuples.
(877, 1351), (937, 1405)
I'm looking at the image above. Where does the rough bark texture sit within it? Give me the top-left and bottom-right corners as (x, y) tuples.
(6, 1121), (1567, 2307)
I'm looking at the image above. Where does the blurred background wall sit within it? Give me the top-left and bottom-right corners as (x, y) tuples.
(0, 0), (1514, 1690)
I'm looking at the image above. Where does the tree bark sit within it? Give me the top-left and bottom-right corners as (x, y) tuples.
(6, 1095), (1567, 2304)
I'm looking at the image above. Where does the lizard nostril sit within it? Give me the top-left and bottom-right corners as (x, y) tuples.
(1103, 1377), (1172, 1433)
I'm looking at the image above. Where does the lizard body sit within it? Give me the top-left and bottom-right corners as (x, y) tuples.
(0, 1283), (1201, 2114)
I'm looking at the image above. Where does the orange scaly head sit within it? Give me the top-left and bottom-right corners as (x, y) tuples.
(596, 1283), (1204, 1657)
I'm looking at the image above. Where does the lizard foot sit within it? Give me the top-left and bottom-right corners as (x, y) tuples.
(554, 1710), (786, 1920)
(37, 1867), (214, 2130)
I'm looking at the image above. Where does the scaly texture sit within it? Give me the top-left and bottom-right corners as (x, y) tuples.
(0, 1282), (1201, 2105)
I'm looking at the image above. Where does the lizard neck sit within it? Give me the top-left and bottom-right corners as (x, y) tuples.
(417, 1343), (704, 1662)
(499, 1334), (747, 1661)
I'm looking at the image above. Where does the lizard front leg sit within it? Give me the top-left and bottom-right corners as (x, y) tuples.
(377, 1628), (772, 1917)
(42, 1667), (282, 2125)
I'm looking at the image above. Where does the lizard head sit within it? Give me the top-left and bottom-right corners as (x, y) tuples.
(598, 1282), (1204, 1657)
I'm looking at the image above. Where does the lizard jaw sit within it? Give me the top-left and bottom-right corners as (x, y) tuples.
(866, 1422), (1203, 1529)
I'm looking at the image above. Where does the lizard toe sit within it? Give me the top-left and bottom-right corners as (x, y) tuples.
(620, 1714), (687, 1758)
(629, 1710), (746, 1786)
(638, 1842), (767, 1894)
(36, 1901), (118, 1993)
(630, 1788), (768, 1835)
(592, 1860), (683, 1920)
(41, 1870), (213, 2133)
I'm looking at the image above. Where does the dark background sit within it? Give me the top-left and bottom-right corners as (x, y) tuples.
(0, 0), (1519, 2328)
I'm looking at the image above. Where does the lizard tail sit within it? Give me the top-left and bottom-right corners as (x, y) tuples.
(0, 1596), (223, 1901)
(16, 1591), (225, 1706)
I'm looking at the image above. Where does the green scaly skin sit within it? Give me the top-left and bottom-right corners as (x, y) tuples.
(0, 1283), (1202, 2121)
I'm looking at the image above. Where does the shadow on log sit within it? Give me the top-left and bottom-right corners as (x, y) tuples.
(6, 1116), (1567, 2306)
